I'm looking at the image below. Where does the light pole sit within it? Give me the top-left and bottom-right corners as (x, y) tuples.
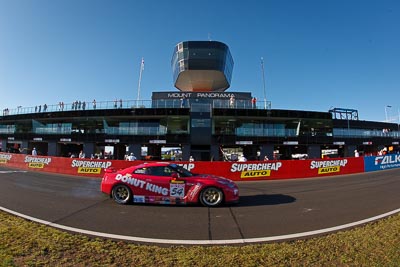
(398, 108), (400, 132)
(385, 105), (392, 122)
(261, 57), (267, 110)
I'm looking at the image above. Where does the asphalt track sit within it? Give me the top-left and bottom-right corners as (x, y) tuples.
(0, 166), (399, 245)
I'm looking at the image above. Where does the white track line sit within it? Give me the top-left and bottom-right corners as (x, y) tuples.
(1, 206), (399, 245)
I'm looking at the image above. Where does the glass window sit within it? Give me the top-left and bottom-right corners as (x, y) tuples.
(147, 166), (172, 177)
(192, 119), (211, 128)
(133, 167), (148, 175)
(166, 117), (189, 134)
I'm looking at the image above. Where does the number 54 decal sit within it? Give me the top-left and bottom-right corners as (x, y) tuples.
(170, 183), (185, 197)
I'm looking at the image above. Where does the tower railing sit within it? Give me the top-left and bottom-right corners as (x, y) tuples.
(1, 99), (272, 117)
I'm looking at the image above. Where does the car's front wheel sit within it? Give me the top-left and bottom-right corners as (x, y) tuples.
(199, 187), (224, 207)
(111, 184), (132, 204)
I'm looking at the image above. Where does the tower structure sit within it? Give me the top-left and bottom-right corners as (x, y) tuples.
(171, 41), (234, 92)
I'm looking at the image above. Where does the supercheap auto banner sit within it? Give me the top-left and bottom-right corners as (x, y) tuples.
(0, 152), (365, 180)
(0, 153), (134, 177)
(181, 158), (364, 181)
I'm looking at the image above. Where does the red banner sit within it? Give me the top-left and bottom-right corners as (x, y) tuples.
(176, 158), (364, 181)
(0, 153), (364, 181)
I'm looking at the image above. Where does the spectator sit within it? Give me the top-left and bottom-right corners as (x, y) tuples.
(32, 147), (37, 156)
(229, 95), (235, 108)
(93, 99), (96, 109)
(181, 95), (187, 108)
(238, 154), (247, 162)
(127, 153), (136, 161)
(252, 97), (257, 109)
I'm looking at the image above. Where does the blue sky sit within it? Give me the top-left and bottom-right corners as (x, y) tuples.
(1, 0), (399, 122)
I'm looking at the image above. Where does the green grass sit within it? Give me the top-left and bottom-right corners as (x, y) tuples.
(1, 210), (399, 266)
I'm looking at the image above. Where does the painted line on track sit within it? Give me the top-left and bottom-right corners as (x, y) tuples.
(0, 171), (28, 174)
(1, 206), (400, 245)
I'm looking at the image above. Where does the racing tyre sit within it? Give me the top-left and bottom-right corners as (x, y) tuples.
(112, 184), (132, 204)
(199, 187), (224, 207)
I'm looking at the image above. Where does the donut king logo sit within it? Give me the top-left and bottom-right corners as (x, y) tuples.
(0, 154), (12, 164)
(25, 156), (52, 169)
(231, 162), (283, 179)
(115, 173), (169, 196)
(71, 160), (112, 174)
(310, 159), (348, 174)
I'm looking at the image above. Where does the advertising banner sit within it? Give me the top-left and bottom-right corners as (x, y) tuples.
(364, 154), (400, 172)
(181, 158), (364, 181)
(0, 153), (144, 177)
(0, 152), (365, 181)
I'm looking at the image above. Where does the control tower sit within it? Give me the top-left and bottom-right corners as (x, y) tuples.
(171, 41), (234, 92)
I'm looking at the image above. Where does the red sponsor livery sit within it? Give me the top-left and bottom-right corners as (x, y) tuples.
(100, 162), (239, 207)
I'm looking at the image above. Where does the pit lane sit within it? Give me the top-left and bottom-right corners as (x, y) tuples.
(0, 166), (399, 245)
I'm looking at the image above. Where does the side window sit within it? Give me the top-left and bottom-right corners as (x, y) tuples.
(147, 166), (163, 176)
(133, 168), (147, 175)
(163, 167), (173, 176)
(147, 166), (173, 177)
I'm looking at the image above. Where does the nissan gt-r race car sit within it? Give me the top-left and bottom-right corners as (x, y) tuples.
(101, 162), (239, 207)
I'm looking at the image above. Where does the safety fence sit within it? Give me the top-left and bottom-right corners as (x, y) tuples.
(0, 153), (399, 181)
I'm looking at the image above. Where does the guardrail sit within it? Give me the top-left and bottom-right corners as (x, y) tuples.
(1, 99), (272, 117)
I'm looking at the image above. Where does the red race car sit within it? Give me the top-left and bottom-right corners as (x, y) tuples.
(101, 162), (239, 207)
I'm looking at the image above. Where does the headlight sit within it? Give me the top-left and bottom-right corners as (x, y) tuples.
(218, 180), (236, 188)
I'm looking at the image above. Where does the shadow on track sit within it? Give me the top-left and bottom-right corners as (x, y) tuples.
(237, 194), (296, 207)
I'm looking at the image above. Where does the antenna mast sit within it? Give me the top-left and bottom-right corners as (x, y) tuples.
(137, 57), (144, 106)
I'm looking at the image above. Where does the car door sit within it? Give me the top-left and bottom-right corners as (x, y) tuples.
(142, 166), (171, 203)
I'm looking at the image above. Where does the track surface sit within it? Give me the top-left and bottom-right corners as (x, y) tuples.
(0, 166), (399, 245)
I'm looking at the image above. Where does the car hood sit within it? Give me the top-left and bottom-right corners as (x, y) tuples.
(194, 174), (234, 183)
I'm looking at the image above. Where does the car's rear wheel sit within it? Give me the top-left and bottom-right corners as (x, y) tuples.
(199, 187), (224, 207)
(111, 184), (132, 204)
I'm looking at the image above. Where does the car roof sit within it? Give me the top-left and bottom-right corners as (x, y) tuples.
(134, 162), (171, 169)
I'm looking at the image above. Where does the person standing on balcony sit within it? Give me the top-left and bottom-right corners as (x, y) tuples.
(229, 95), (235, 108)
(181, 95), (187, 108)
(252, 97), (257, 109)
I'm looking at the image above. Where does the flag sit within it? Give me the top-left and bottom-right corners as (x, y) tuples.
(296, 120), (301, 136)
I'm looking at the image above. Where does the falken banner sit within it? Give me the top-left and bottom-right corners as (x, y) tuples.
(364, 155), (400, 172)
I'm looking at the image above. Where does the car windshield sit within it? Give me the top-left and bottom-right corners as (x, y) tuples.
(169, 164), (194, 177)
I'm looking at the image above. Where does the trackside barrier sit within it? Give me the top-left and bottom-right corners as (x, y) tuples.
(0, 152), (376, 181)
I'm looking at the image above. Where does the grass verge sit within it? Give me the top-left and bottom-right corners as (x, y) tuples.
(1, 210), (399, 266)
